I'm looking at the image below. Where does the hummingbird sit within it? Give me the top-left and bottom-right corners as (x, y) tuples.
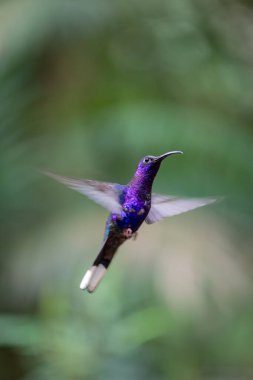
(44, 151), (216, 293)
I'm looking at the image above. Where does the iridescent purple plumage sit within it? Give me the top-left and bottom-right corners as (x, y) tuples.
(44, 150), (217, 293)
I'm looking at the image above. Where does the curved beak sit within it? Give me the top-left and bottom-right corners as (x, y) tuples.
(154, 150), (183, 162)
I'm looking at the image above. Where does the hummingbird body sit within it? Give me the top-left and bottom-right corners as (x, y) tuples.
(44, 151), (217, 293)
(113, 156), (164, 233)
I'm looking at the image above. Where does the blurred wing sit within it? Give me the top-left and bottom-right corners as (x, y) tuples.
(43, 171), (122, 214)
(146, 193), (217, 224)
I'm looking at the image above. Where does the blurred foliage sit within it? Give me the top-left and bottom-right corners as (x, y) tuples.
(0, 0), (253, 379)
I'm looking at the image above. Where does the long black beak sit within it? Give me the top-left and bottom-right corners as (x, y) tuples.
(154, 150), (183, 162)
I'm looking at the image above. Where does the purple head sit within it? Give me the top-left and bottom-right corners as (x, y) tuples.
(135, 150), (183, 179)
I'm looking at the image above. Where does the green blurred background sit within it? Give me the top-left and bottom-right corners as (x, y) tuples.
(0, 0), (253, 379)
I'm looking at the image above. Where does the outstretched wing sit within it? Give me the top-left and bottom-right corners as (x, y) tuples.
(43, 171), (123, 214)
(146, 193), (217, 224)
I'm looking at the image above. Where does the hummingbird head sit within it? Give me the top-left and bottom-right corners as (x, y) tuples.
(137, 150), (183, 172)
(135, 150), (183, 179)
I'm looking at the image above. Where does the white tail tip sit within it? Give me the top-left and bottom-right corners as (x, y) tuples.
(87, 264), (107, 293)
(80, 266), (96, 290)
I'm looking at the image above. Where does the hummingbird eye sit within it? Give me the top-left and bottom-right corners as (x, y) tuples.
(143, 157), (153, 164)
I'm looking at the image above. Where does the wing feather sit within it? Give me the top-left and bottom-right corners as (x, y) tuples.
(146, 193), (217, 224)
(43, 171), (122, 214)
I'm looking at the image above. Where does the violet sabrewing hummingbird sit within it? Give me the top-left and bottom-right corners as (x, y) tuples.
(44, 151), (216, 293)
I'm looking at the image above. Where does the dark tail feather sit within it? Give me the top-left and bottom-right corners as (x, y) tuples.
(80, 230), (127, 293)
(93, 232), (125, 268)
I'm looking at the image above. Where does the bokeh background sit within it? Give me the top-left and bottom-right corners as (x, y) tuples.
(0, 0), (253, 379)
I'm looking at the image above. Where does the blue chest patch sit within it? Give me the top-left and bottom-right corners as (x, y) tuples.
(116, 204), (148, 232)
(106, 185), (151, 234)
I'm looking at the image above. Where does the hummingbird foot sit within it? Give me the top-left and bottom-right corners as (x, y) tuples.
(123, 228), (133, 238)
(132, 232), (138, 240)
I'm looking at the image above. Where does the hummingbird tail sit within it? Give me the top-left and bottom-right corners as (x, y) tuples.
(80, 264), (106, 292)
(80, 229), (127, 293)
